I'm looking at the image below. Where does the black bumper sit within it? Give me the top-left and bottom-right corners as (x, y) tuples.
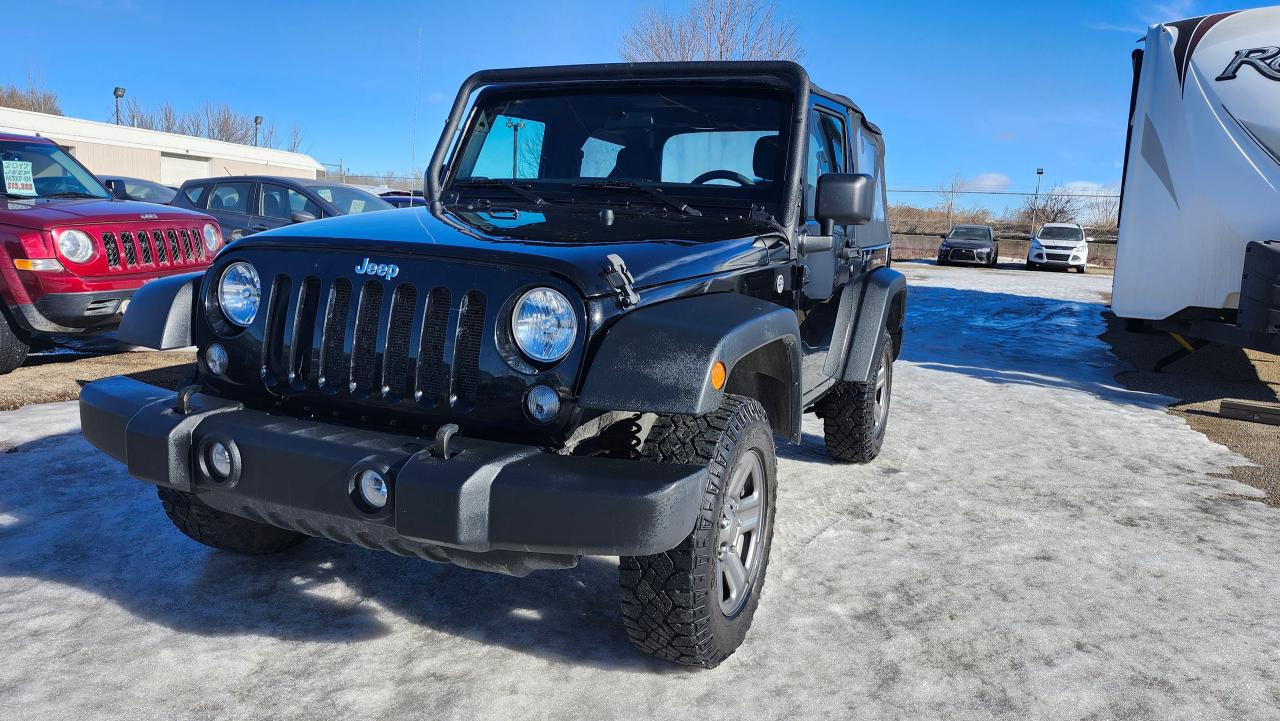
(18, 290), (135, 333)
(79, 377), (706, 576)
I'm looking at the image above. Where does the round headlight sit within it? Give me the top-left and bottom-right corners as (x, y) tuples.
(202, 223), (221, 253)
(218, 261), (261, 327)
(56, 229), (96, 264)
(512, 287), (577, 363)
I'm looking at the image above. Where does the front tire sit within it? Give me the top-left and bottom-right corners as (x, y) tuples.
(157, 487), (307, 555)
(815, 331), (894, 463)
(619, 395), (776, 668)
(0, 311), (30, 375)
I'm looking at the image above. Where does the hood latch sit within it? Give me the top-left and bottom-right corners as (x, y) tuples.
(602, 253), (639, 309)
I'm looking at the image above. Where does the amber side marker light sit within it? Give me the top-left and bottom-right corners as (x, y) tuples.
(14, 259), (64, 272)
(710, 361), (727, 390)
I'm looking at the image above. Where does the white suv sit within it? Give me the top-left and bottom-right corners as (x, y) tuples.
(1027, 223), (1089, 273)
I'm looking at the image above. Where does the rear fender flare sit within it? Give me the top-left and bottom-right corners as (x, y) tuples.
(578, 293), (802, 442)
(823, 267), (907, 384)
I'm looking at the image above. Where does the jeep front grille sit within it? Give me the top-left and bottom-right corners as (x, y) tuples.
(98, 227), (207, 271)
(262, 275), (488, 411)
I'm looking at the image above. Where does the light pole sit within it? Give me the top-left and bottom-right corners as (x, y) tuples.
(113, 87), (126, 125)
(253, 115), (263, 147)
(1031, 167), (1044, 237)
(506, 117), (526, 178)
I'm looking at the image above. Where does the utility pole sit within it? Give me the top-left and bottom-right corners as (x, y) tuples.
(506, 118), (526, 178)
(113, 87), (126, 125)
(1031, 167), (1044, 237)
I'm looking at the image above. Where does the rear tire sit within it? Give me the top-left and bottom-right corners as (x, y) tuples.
(1025, 261), (1038, 271)
(157, 487), (307, 555)
(619, 395), (776, 668)
(815, 331), (894, 463)
(0, 311), (30, 375)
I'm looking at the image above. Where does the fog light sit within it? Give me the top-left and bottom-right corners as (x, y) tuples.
(207, 441), (233, 479)
(205, 343), (228, 375)
(526, 385), (560, 423)
(356, 469), (389, 509)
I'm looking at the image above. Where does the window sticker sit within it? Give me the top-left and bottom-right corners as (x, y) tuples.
(349, 199), (365, 213)
(2, 161), (36, 196)
(316, 188), (333, 202)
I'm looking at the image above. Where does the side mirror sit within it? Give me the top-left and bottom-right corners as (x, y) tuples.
(290, 211), (316, 223)
(1086, 236), (1094, 243)
(104, 179), (127, 199)
(815, 173), (875, 236)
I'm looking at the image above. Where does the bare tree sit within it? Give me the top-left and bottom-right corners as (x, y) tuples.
(1084, 191), (1120, 234)
(116, 97), (304, 151)
(1021, 185), (1083, 226)
(0, 73), (62, 115)
(621, 0), (803, 62)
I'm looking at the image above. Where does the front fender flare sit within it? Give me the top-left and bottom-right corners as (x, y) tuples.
(117, 272), (204, 350)
(578, 293), (802, 439)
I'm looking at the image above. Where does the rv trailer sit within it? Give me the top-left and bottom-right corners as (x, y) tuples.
(1113, 7), (1280, 354)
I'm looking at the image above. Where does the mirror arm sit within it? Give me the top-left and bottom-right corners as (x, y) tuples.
(798, 231), (835, 255)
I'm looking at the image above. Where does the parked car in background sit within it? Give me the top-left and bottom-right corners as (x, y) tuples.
(171, 176), (393, 240)
(99, 175), (177, 205)
(1028, 223), (1089, 272)
(937, 224), (998, 267)
(0, 132), (220, 373)
(379, 190), (425, 208)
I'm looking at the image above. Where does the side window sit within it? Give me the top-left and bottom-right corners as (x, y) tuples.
(581, 136), (624, 178)
(804, 110), (847, 219)
(261, 184), (321, 219)
(855, 129), (890, 245)
(207, 182), (252, 214)
(183, 183), (208, 206)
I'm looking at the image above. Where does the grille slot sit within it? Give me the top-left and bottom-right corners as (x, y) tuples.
(137, 230), (153, 264)
(102, 233), (120, 267)
(179, 229), (194, 261)
(383, 285), (417, 399)
(320, 279), (353, 387)
(451, 291), (486, 409)
(417, 287), (452, 405)
(350, 282), (385, 393)
(166, 229), (182, 263)
(120, 232), (138, 265)
(153, 230), (168, 264)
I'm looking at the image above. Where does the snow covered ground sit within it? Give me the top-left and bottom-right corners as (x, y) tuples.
(1, 262), (1277, 721)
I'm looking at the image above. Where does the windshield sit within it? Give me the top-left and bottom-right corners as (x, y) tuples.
(449, 88), (790, 210)
(1038, 226), (1084, 241)
(1, 140), (110, 199)
(307, 184), (393, 215)
(122, 178), (176, 203)
(948, 227), (990, 241)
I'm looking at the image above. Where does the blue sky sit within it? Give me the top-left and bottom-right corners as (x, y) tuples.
(13, 0), (1274, 202)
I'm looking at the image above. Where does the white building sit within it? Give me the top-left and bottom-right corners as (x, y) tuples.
(0, 106), (324, 186)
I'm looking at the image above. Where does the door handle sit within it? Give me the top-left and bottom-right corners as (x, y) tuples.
(250, 224), (269, 231)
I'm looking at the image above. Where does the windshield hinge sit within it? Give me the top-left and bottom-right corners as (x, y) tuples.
(602, 253), (640, 309)
(749, 205), (773, 222)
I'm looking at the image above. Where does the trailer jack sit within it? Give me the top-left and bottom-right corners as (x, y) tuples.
(1153, 332), (1210, 373)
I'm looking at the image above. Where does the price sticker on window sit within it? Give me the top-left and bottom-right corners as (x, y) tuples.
(2, 161), (36, 196)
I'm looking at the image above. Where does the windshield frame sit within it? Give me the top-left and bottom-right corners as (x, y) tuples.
(1037, 225), (1084, 242)
(947, 226), (992, 241)
(0, 139), (111, 200)
(442, 82), (797, 217)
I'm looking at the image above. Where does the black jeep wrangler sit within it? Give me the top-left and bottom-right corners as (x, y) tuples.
(79, 62), (906, 668)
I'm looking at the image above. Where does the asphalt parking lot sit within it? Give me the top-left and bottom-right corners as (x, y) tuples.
(1, 262), (1277, 720)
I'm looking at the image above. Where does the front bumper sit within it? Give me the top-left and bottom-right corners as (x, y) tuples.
(17, 290), (135, 333)
(80, 377), (706, 576)
(1029, 247), (1087, 267)
(939, 247), (993, 264)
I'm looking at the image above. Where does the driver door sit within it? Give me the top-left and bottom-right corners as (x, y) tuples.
(797, 106), (850, 400)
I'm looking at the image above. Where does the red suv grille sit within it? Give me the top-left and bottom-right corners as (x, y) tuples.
(98, 227), (207, 271)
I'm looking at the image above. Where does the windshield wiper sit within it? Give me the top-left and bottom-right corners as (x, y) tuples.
(571, 180), (702, 217)
(451, 178), (546, 206)
(42, 191), (101, 199)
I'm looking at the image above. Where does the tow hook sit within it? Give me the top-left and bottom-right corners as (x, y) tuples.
(433, 423), (460, 459)
(174, 384), (202, 415)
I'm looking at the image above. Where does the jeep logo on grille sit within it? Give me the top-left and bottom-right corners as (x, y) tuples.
(140, 213), (158, 220)
(355, 258), (399, 280)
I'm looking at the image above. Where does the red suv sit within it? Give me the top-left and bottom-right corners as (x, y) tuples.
(0, 133), (220, 373)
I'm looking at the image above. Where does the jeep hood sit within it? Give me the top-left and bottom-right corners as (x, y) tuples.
(0, 197), (207, 231)
(235, 205), (782, 297)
